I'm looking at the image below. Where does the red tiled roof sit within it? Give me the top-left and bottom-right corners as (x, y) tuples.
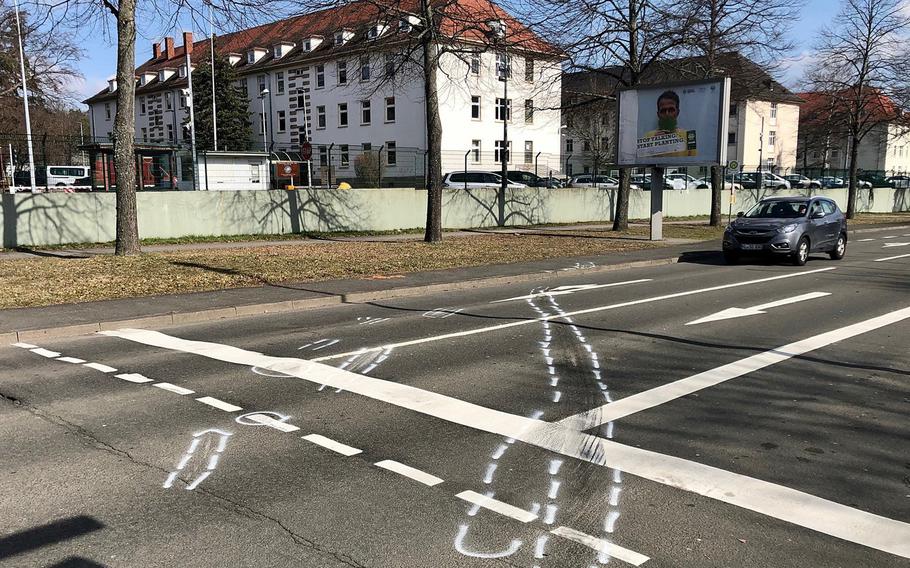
(84, 0), (560, 103)
(799, 88), (900, 126)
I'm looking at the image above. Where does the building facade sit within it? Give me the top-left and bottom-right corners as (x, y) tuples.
(84, 0), (564, 188)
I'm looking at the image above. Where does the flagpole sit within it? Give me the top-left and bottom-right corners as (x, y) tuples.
(209, 6), (218, 151)
(13, 0), (36, 193)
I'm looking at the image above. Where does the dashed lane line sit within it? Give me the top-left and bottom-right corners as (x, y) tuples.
(115, 373), (154, 384)
(153, 382), (195, 395)
(551, 526), (649, 566)
(301, 434), (362, 456)
(58, 356), (87, 364)
(456, 491), (538, 523)
(31, 348), (61, 358)
(245, 413), (300, 432)
(83, 362), (117, 373)
(308, 268), (836, 362)
(12, 342), (38, 349)
(875, 253), (910, 262)
(195, 396), (243, 412)
(375, 460), (444, 486)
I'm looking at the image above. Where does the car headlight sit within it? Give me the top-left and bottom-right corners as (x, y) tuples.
(778, 223), (798, 234)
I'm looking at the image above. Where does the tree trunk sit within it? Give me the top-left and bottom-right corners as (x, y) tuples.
(613, 167), (630, 231)
(846, 132), (860, 219)
(113, 0), (140, 255)
(709, 165), (723, 226)
(421, 25), (443, 242)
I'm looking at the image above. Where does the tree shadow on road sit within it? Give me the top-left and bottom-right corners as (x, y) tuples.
(0, 516), (105, 562)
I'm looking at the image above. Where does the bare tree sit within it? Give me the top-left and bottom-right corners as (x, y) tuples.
(563, 91), (614, 179)
(807, 0), (910, 218)
(671, 0), (797, 225)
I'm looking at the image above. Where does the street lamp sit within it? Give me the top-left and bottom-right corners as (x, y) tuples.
(259, 88), (269, 153)
(13, 0), (36, 193)
(487, 19), (508, 195)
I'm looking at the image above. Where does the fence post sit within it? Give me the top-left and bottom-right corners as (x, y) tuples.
(327, 143), (334, 188)
(464, 149), (470, 190)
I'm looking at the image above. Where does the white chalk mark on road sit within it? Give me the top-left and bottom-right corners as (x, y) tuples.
(551, 526), (649, 566)
(685, 292), (832, 326)
(83, 362), (117, 373)
(375, 460), (444, 486)
(115, 373), (154, 383)
(102, 315), (910, 559)
(311, 268), (836, 362)
(153, 382), (195, 395)
(57, 357), (87, 364)
(301, 434), (362, 456)
(875, 253), (910, 262)
(456, 491), (538, 523)
(30, 348), (60, 358)
(491, 279), (651, 303)
(453, 524), (522, 558)
(163, 429), (231, 490)
(195, 396), (242, 412)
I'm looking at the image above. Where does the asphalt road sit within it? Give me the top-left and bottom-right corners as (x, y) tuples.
(1, 232), (909, 568)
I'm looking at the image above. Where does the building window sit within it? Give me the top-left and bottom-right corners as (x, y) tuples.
(566, 138), (574, 152)
(141, 127), (148, 142)
(386, 141), (397, 166)
(316, 65), (325, 88)
(494, 140), (511, 163)
(276, 72), (285, 95)
(495, 52), (510, 79)
(317, 105), (326, 129)
(360, 55), (371, 81)
(361, 100), (371, 124)
(362, 142), (371, 152)
(385, 54), (396, 78)
(583, 140), (591, 151)
(831, 148), (840, 159)
(179, 94), (187, 109)
(495, 98), (511, 121)
(278, 110), (286, 132)
(471, 139), (481, 162)
(730, 103), (738, 116)
(567, 163), (573, 176)
(471, 95), (481, 119)
(334, 31), (344, 46)
(166, 124), (173, 141)
(337, 60), (347, 85)
(240, 80), (248, 97)
(768, 130), (776, 147)
(770, 103), (778, 119)
(524, 141), (533, 163)
(385, 97), (396, 122)
(250, 163), (261, 183)
(257, 75), (267, 94)
(165, 92), (173, 111)
(340, 144), (349, 167)
(105, 103), (111, 120)
(319, 145), (328, 166)
(470, 54), (480, 75)
(525, 99), (534, 124)
(525, 58), (534, 82)
(338, 103), (348, 127)
(299, 126), (307, 145)
(727, 132), (736, 145)
(139, 97), (146, 115)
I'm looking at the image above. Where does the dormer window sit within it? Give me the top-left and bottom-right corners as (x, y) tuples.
(158, 68), (176, 82)
(303, 36), (323, 52)
(178, 65), (190, 78)
(273, 42), (295, 59)
(139, 72), (156, 86)
(107, 78), (117, 93)
(228, 53), (241, 66)
(399, 15), (420, 31)
(247, 47), (267, 64)
(334, 31), (344, 46)
(368, 23), (387, 40)
(334, 29), (353, 46)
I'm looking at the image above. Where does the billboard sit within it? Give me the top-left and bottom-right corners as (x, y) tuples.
(616, 79), (730, 167)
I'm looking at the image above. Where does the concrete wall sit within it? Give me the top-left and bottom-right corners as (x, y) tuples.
(2, 186), (907, 247)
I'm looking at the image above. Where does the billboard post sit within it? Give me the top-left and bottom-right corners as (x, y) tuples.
(616, 78), (731, 240)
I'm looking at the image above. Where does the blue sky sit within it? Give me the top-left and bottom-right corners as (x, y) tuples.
(68, 0), (833, 107)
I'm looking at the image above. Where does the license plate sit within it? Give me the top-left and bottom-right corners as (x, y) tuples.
(741, 244), (763, 250)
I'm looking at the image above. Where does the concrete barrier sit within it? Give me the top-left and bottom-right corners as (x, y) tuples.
(1, 186), (907, 247)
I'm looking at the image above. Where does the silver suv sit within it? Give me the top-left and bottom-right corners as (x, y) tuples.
(723, 197), (847, 265)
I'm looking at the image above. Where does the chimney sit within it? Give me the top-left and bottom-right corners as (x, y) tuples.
(153, 42), (161, 59)
(164, 37), (175, 59)
(182, 31), (194, 55)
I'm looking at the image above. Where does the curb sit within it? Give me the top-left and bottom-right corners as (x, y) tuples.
(5, 257), (680, 343)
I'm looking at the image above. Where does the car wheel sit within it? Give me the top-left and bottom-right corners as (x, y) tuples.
(830, 233), (847, 260)
(723, 251), (739, 264)
(793, 237), (810, 266)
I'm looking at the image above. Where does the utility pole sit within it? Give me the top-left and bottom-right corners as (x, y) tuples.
(13, 0), (36, 193)
(209, 7), (218, 151)
(184, 44), (198, 191)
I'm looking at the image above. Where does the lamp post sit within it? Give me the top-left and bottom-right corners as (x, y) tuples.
(487, 19), (508, 195)
(209, 7), (218, 151)
(13, 0), (35, 193)
(259, 89), (269, 153)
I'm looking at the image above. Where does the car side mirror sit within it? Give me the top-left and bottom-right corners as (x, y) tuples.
(810, 210), (825, 219)
(736, 211), (744, 218)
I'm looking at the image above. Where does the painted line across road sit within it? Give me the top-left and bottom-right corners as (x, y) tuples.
(456, 491), (537, 523)
(102, 314), (910, 560)
(302, 434), (363, 456)
(375, 460), (444, 486)
(551, 526), (649, 566)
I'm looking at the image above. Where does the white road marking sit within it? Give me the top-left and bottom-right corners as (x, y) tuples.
(30, 348), (60, 358)
(551, 526), (649, 566)
(102, 325), (910, 559)
(115, 373), (154, 384)
(83, 362), (117, 373)
(875, 253), (910, 262)
(301, 434), (362, 456)
(375, 460), (444, 486)
(309, 268), (837, 362)
(456, 491), (538, 523)
(565, 306), (910, 430)
(685, 292), (831, 325)
(857, 238), (875, 242)
(57, 357), (87, 364)
(882, 235), (898, 239)
(12, 342), (38, 349)
(195, 396), (242, 412)
(490, 279), (651, 303)
(185, 471), (211, 490)
(153, 382), (194, 395)
(245, 413), (300, 432)
(882, 242), (909, 248)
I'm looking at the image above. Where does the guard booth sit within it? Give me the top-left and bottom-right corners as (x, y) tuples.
(197, 151), (270, 191)
(80, 141), (181, 191)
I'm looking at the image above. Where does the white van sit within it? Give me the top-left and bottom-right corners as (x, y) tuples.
(46, 166), (90, 186)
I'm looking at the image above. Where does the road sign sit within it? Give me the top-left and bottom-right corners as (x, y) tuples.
(301, 142), (312, 161)
(727, 160), (739, 171)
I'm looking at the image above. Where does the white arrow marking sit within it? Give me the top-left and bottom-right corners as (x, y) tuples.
(882, 242), (909, 248)
(685, 292), (831, 325)
(490, 279), (651, 303)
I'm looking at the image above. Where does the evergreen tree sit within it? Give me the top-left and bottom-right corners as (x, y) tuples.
(187, 46), (252, 152)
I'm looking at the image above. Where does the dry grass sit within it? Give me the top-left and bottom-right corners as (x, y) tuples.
(1, 233), (674, 309)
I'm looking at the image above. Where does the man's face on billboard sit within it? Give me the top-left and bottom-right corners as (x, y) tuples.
(657, 96), (679, 131)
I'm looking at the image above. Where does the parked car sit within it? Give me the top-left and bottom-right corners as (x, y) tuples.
(735, 171), (791, 190)
(569, 174), (615, 188)
(858, 173), (888, 188)
(722, 197), (847, 265)
(507, 170), (562, 188)
(442, 172), (526, 189)
(665, 173), (703, 190)
(818, 176), (845, 188)
(886, 175), (910, 188)
(630, 174), (678, 191)
(784, 174), (822, 189)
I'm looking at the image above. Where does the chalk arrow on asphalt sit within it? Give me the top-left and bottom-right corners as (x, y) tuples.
(882, 242), (909, 248)
(685, 292), (832, 325)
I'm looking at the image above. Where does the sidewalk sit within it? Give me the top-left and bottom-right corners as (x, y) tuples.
(2, 221), (907, 344)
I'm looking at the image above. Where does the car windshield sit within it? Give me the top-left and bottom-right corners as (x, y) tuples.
(744, 200), (807, 219)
